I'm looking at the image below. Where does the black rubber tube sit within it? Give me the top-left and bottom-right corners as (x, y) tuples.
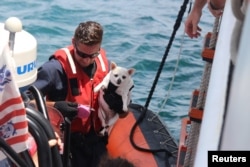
(28, 85), (50, 120)
(19, 150), (36, 167)
(27, 115), (53, 167)
(26, 107), (63, 167)
(0, 137), (27, 167)
(62, 117), (71, 167)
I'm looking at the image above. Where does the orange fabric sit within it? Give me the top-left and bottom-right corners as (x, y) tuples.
(189, 108), (203, 120)
(53, 45), (109, 133)
(176, 117), (190, 167)
(107, 112), (158, 167)
(202, 32), (215, 62)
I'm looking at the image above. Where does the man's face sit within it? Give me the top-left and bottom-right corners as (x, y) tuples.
(73, 41), (101, 68)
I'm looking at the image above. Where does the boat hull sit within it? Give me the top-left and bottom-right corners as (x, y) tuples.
(107, 103), (178, 167)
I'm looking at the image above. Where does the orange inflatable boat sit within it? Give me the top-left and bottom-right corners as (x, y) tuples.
(107, 103), (178, 167)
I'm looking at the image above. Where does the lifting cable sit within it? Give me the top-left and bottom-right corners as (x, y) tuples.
(159, 0), (193, 113)
(130, 0), (190, 154)
(144, 0), (189, 110)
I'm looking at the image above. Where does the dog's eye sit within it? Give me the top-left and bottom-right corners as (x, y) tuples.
(122, 76), (126, 79)
(114, 74), (118, 77)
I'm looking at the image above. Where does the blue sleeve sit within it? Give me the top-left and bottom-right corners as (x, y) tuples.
(33, 58), (67, 98)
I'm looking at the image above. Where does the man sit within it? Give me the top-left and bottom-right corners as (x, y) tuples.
(33, 21), (111, 167)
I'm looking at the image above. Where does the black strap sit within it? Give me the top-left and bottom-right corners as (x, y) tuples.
(69, 78), (80, 96)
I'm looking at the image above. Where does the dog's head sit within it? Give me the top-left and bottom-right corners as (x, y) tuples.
(109, 62), (135, 87)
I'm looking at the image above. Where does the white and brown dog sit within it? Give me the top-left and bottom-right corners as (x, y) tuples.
(94, 62), (135, 135)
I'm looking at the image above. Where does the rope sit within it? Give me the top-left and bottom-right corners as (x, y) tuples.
(159, 0), (193, 113)
(129, 0), (190, 155)
(144, 0), (189, 109)
(183, 13), (222, 167)
(129, 106), (173, 155)
(159, 30), (185, 113)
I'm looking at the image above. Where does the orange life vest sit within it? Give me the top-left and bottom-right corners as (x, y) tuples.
(53, 45), (109, 133)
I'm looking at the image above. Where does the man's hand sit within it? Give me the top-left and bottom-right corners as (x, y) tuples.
(48, 132), (63, 151)
(54, 101), (78, 119)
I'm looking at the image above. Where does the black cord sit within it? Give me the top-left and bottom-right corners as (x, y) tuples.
(130, 0), (190, 155)
(188, 0), (193, 14)
(129, 106), (172, 155)
(144, 0), (189, 109)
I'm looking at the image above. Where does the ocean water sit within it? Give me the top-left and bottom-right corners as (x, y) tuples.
(1, 0), (214, 141)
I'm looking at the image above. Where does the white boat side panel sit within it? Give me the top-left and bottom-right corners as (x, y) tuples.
(194, 0), (236, 166)
(221, 1), (250, 150)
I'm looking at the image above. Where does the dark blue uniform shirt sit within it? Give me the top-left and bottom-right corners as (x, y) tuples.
(33, 58), (68, 101)
(33, 57), (96, 101)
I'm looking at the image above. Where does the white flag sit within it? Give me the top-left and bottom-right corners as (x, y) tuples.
(0, 45), (28, 160)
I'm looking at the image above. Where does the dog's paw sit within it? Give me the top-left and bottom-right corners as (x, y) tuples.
(122, 105), (128, 112)
(94, 87), (99, 92)
(99, 128), (109, 136)
(99, 129), (105, 136)
(94, 84), (102, 92)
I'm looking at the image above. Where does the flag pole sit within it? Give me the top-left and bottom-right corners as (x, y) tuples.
(4, 17), (22, 52)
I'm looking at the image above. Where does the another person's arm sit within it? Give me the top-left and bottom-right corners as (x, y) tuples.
(207, 0), (226, 17)
(185, 0), (207, 38)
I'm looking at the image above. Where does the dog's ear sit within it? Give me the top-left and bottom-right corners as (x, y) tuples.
(110, 62), (117, 70)
(128, 68), (135, 76)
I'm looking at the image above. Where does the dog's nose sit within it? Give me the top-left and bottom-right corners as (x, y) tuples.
(117, 79), (121, 84)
